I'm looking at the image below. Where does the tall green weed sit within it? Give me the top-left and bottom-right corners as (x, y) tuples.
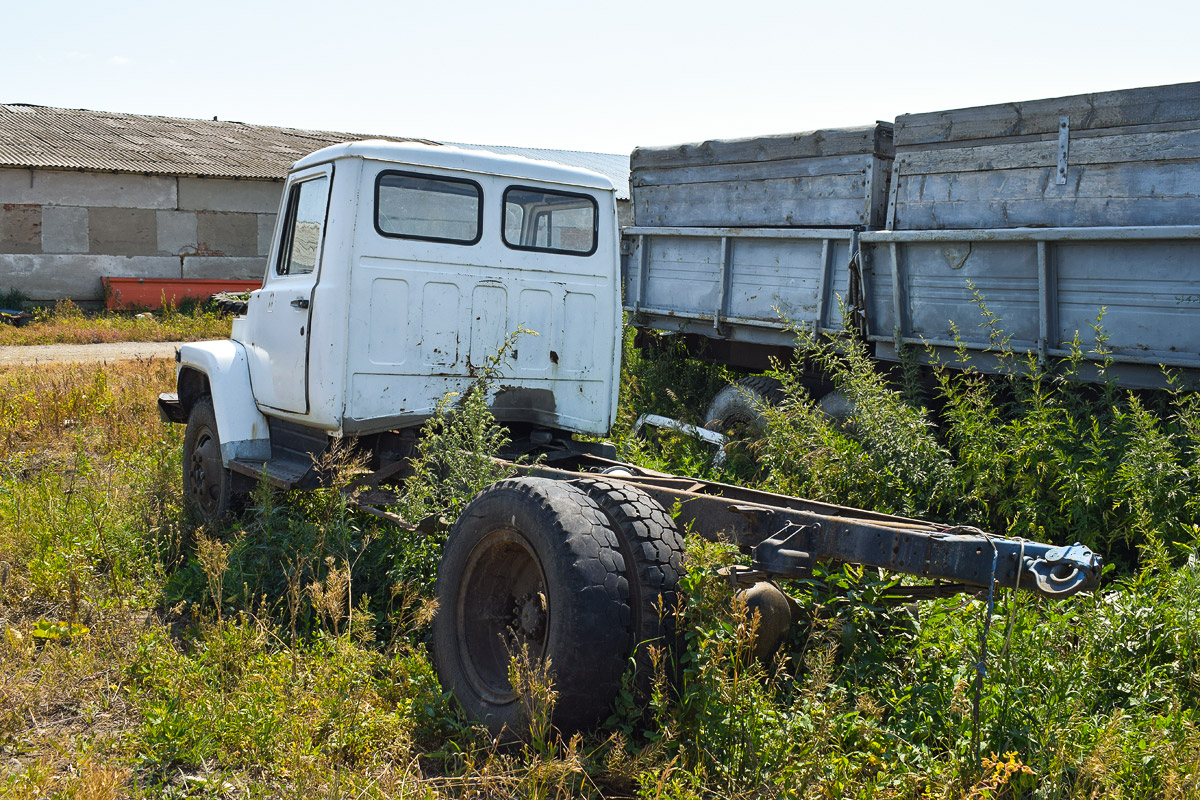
(614, 314), (1200, 794)
(743, 326), (1200, 562)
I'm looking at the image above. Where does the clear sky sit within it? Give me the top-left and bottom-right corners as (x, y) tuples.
(4, 0), (1198, 155)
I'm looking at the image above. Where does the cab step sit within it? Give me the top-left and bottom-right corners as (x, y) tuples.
(228, 454), (318, 490)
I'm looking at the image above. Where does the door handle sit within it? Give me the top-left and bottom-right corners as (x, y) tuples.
(290, 298), (309, 310)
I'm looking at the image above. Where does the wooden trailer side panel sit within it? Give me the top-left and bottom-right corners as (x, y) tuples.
(890, 82), (1200, 231)
(631, 124), (894, 229)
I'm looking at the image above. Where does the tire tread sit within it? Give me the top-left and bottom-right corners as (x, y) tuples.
(571, 478), (685, 691)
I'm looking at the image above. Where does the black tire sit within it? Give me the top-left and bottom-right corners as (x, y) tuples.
(817, 388), (856, 422)
(432, 477), (631, 735)
(182, 396), (237, 524)
(572, 478), (684, 692)
(704, 376), (784, 433)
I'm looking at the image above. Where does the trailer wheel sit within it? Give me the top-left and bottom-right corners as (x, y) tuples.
(572, 478), (685, 692)
(209, 291), (248, 316)
(433, 478), (630, 735)
(817, 388), (855, 422)
(182, 396), (238, 524)
(704, 376), (784, 434)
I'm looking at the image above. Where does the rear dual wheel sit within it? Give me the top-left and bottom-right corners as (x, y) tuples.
(704, 377), (784, 471)
(432, 476), (683, 734)
(705, 376), (855, 444)
(433, 478), (631, 734)
(573, 478), (685, 692)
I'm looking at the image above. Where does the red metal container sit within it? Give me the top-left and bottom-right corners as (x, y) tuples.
(102, 278), (262, 311)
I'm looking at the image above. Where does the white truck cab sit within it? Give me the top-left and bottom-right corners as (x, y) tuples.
(161, 141), (622, 519)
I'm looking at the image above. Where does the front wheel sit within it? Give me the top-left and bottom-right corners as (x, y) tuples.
(432, 478), (631, 735)
(182, 396), (238, 524)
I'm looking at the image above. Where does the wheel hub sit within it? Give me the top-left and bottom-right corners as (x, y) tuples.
(189, 453), (206, 489)
(513, 591), (547, 640)
(456, 530), (550, 704)
(189, 430), (223, 511)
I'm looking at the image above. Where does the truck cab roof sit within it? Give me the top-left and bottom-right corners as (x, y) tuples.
(292, 139), (616, 194)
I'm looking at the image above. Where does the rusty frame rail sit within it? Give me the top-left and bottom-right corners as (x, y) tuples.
(511, 454), (1102, 599)
(337, 444), (1100, 600)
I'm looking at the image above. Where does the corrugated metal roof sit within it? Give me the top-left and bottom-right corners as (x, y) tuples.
(0, 104), (630, 198)
(0, 104), (411, 179)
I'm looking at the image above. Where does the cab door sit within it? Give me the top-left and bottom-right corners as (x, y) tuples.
(245, 166), (332, 414)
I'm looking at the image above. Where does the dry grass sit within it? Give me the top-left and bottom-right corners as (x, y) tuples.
(0, 358), (177, 455)
(0, 300), (231, 346)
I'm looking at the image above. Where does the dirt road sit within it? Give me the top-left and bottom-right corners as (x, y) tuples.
(0, 341), (185, 365)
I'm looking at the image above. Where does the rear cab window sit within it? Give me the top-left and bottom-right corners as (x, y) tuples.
(375, 171), (483, 245)
(503, 186), (598, 256)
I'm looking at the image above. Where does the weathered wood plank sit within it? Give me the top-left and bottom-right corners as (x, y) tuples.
(897, 161), (1200, 205)
(632, 124), (893, 169)
(632, 154), (874, 187)
(898, 128), (1200, 174)
(895, 82), (1200, 146)
(637, 175), (876, 203)
(894, 119), (1200, 159)
(634, 176), (869, 228)
(892, 196), (1200, 230)
(867, 157), (892, 230)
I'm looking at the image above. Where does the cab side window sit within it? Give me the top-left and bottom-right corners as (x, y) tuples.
(503, 186), (597, 256)
(276, 176), (329, 276)
(375, 171), (483, 245)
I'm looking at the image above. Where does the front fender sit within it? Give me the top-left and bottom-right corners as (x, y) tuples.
(177, 340), (271, 465)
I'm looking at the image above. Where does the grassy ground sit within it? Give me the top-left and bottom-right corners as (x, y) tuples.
(0, 300), (232, 346)
(1, 331), (1198, 798)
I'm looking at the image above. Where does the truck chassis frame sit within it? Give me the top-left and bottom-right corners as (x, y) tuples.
(349, 447), (1101, 602)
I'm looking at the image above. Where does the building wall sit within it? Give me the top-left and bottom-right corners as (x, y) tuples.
(0, 167), (282, 302)
(0, 166), (631, 303)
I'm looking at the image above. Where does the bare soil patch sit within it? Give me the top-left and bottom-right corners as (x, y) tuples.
(0, 342), (185, 365)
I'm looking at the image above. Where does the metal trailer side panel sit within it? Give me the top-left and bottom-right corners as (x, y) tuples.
(622, 227), (854, 348)
(860, 226), (1200, 388)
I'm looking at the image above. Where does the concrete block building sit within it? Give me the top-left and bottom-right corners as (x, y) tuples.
(0, 105), (630, 303)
